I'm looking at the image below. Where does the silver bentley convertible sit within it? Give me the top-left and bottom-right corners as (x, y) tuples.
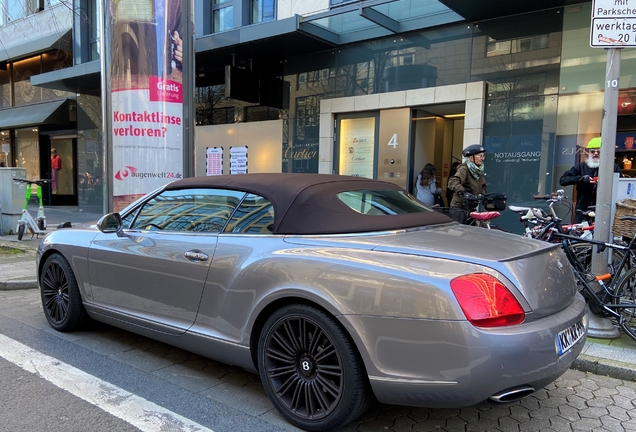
(37, 173), (587, 431)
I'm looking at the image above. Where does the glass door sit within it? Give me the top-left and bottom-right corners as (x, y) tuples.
(16, 127), (40, 180)
(48, 138), (77, 205)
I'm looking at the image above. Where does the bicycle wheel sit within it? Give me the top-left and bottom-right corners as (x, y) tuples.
(613, 267), (636, 340)
(567, 243), (630, 278)
(567, 242), (592, 273)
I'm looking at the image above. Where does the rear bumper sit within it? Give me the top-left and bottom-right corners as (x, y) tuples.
(343, 293), (587, 407)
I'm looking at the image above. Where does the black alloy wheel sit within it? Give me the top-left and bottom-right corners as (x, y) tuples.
(17, 224), (25, 240)
(258, 304), (371, 431)
(40, 254), (88, 332)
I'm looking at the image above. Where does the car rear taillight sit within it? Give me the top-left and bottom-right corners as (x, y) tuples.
(450, 273), (525, 327)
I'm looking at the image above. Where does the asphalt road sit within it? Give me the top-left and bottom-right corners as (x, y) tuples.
(2, 289), (636, 432)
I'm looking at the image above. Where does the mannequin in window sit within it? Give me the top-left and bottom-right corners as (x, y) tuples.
(51, 148), (62, 194)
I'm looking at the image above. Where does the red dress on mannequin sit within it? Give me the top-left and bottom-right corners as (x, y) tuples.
(51, 153), (62, 193)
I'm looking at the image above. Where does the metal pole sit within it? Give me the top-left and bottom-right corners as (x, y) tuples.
(182, 0), (195, 178)
(99, 0), (112, 214)
(592, 48), (621, 275)
(589, 47), (621, 339)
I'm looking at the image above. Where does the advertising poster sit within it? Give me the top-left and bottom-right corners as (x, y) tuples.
(206, 147), (223, 175)
(339, 117), (375, 178)
(230, 146), (248, 174)
(106, 0), (185, 211)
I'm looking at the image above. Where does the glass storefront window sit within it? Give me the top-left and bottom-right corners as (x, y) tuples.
(16, 127), (40, 181)
(50, 139), (74, 196)
(483, 78), (558, 232)
(561, 3), (636, 94)
(41, 52), (73, 101)
(335, 23), (471, 96)
(486, 35), (550, 57)
(0, 68), (9, 109)
(0, 131), (10, 167)
(13, 57), (42, 106)
(77, 94), (104, 212)
(469, 10), (562, 232)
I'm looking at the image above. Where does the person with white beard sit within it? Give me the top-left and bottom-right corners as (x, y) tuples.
(559, 137), (621, 223)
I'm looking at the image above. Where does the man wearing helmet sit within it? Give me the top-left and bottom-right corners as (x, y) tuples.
(447, 144), (488, 212)
(559, 137), (621, 223)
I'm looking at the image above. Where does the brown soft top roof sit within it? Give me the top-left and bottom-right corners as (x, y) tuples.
(165, 173), (452, 234)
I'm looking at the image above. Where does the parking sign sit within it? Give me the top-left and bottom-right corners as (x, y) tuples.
(591, 0), (636, 47)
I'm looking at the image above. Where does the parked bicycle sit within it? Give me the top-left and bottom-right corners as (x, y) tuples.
(13, 178), (50, 241)
(508, 190), (594, 242)
(508, 190), (636, 338)
(458, 192), (507, 229)
(508, 190), (630, 277)
(554, 219), (636, 340)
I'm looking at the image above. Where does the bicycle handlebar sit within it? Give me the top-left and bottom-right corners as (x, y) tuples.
(532, 194), (551, 200)
(463, 193), (481, 201)
(13, 178), (51, 185)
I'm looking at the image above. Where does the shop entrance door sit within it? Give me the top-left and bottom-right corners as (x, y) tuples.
(46, 138), (77, 206)
(411, 104), (465, 206)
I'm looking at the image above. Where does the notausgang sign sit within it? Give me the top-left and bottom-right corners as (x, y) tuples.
(591, 0), (636, 47)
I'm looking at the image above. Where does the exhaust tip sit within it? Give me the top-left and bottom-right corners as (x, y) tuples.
(489, 385), (535, 404)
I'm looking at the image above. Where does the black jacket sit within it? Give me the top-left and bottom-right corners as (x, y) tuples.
(559, 162), (621, 220)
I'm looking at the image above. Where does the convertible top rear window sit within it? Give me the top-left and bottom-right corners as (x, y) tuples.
(337, 190), (431, 215)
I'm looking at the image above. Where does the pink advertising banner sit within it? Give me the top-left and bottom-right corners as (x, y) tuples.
(105, 0), (185, 211)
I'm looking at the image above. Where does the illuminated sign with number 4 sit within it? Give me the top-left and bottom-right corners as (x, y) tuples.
(388, 133), (398, 148)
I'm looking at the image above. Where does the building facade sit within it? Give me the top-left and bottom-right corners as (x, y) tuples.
(2, 0), (634, 230)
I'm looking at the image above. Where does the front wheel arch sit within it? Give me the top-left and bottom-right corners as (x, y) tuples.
(39, 252), (89, 331)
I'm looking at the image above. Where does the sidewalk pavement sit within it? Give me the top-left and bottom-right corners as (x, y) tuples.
(0, 205), (102, 289)
(1, 207), (636, 385)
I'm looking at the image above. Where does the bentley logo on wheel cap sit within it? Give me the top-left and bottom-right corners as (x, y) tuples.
(299, 356), (314, 376)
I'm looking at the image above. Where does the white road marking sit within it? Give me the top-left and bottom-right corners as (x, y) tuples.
(0, 333), (214, 432)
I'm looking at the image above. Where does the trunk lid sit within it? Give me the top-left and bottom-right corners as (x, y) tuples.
(370, 224), (577, 318)
(285, 223), (576, 318)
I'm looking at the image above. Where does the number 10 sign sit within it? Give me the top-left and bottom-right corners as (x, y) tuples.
(591, 0), (636, 47)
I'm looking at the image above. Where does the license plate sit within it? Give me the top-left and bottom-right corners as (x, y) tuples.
(555, 320), (586, 356)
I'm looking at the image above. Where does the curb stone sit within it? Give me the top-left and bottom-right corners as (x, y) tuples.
(0, 280), (38, 290)
(571, 353), (636, 381)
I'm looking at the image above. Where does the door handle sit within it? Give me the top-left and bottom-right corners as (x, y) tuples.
(184, 250), (209, 261)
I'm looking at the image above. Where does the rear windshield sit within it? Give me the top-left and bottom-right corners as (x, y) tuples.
(337, 189), (432, 215)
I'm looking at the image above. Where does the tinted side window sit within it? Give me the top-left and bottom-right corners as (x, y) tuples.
(121, 209), (137, 229)
(130, 188), (246, 233)
(224, 193), (275, 234)
(337, 189), (432, 215)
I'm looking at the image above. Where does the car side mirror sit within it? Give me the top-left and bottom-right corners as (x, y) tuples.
(97, 212), (123, 235)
